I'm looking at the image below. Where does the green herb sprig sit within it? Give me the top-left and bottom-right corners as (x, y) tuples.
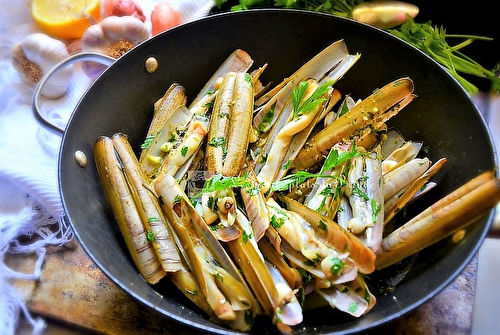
(216, 0), (498, 93)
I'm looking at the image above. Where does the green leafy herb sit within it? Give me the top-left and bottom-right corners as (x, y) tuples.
(348, 302), (358, 313)
(330, 257), (344, 275)
(246, 182), (264, 196)
(352, 183), (369, 201)
(208, 136), (227, 155)
(291, 80), (333, 120)
(216, 0), (498, 93)
(304, 253), (322, 267)
(146, 231), (155, 242)
(371, 198), (382, 222)
(218, 111), (229, 118)
(271, 171), (342, 192)
(270, 214), (286, 228)
(283, 159), (293, 170)
(318, 220), (327, 231)
(245, 72), (252, 83)
(148, 217), (160, 223)
(141, 134), (156, 150)
(168, 133), (177, 142)
(321, 142), (360, 173)
(181, 146), (188, 156)
(242, 230), (253, 243)
(173, 195), (183, 205)
(260, 153), (268, 163)
(389, 17), (498, 93)
(190, 173), (252, 200)
(258, 104), (275, 133)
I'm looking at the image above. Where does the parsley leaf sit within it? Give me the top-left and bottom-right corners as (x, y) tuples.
(291, 80), (333, 120)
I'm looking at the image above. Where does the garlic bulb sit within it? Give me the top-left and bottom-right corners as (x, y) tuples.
(81, 16), (150, 78)
(12, 33), (73, 99)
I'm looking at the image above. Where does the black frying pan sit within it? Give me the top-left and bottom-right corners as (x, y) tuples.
(57, 9), (496, 334)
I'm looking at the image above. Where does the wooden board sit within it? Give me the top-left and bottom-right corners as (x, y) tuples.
(7, 239), (477, 335)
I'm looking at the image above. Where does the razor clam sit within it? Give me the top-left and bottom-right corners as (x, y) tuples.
(380, 128), (407, 159)
(384, 158), (447, 224)
(258, 237), (303, 290)
(265, 261), (303, 330)
(267, 198), (359, 284)
(316, 275), (376, 317)
(169, 265), (253, 331)
(111, 133), (182, 273)
(226, 210), (302, 332)
(201, 188), (240, 241)
(154, 174), (260, 320)
(376, 170), (500, 270)
(255, 79), (336, 193)
(189, 49), (254, 109)
(294, 77), (415, 171)
(273, 194), (376, 274)
(205, 72), (254, 177)
(94, 136), (166, 284)
(240, 166), (270, 241)
(337, 195), (353, 230)
(253, 39), (359, 134)
(382, 140), (423, 175)
(324, 95), (358, 128)
(140, 105), (193, 181)
(344, 149), (384, 252)
(161, 114), (209, 178)
(304, 141), (353, 219)
(140, 83), (187, 163)
(383, 157), (432, 201)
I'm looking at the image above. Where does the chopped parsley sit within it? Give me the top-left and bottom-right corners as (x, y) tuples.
(348, 302), (358, 313)
(270, 214), (285, 228)
(318, 220), (327, 231)
(244, 73), (252, 83)
(148, 217), (160, 223)
(242, 230), (252, 243)
(283, 159), (292, 170)
(352, 184), (369, 201)
(141, 134), (156, 150)
(371, 198), (382, 222)
(181, 146), (188, 156)
(330, 257), (344, 276)
(173, 195), (183, 205)
(207, 136), (227, 155)
(258, 105), (275, 133)
(146, 231), (155, 242)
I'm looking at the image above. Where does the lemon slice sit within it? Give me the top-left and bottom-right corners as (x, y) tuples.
(31, 0), (101, 40)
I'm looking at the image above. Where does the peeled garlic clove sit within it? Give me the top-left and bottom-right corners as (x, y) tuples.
(12, 33), (73, 99)
(81, 16), (150, 78)
(352, 1), (419, 29)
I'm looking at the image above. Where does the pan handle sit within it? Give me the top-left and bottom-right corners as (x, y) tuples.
(31, 52), (116, 134)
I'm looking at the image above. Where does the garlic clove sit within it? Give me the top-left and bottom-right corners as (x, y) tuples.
(81, 16), (150, 78)
(12, 33), (73, 99)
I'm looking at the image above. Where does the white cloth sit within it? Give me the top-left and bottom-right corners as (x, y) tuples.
(0, 1), (214, 335)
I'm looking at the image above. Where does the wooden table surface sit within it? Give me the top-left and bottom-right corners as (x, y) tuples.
(8, 239), (477, 335)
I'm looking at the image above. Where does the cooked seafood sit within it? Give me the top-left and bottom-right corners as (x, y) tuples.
(93, 40), (500, 334)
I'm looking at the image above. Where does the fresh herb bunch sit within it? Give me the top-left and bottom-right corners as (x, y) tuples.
(389, 17), (499, 94)
(215, 0), (498, 94)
